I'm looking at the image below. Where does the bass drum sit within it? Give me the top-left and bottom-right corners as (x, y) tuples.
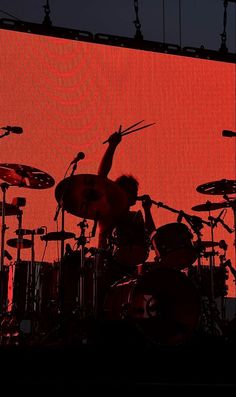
(103, 267), (201, 345)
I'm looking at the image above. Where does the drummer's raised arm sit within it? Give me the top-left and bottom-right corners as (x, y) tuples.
(98, 132), (122, 177)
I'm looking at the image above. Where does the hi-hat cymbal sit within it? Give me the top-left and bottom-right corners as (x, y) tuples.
(196, 179), (236, 195)
(41, 231), (76, 241)
(55, 174), (128, 220)
(201, 241), (219, 248)
(7, 238), (32, 249)
(194, 240), (219, 249)
(192, 200), (231, 212)
(0, 163), (55, 189)
(0, 202), (21, 216)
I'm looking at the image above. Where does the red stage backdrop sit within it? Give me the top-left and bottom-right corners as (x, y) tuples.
(0, 29), (235, 298)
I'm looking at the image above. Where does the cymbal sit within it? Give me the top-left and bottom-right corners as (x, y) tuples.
(55, 174), (128, 220)
(0, 202), (21, 216)
(41, 231), (75, 241)
(7, 238), (32, 249)
(192, 200), (231, 212)
(0, 163), (55, 189)
(196, 179), (236, 195)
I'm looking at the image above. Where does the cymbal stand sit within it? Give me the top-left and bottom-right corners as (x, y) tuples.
(54, 160), (79, 313)
(75, 219), (89, 317)
(24, 232), (36, 315)
(207, 213), (217, 326)
(208, 209), (233, 291)
(206, 210), (233, 335)
(11, 210), (23, 315)
(218, 241), (229, 324)
(16, 210), (23, 263)
(0, 183), (10, 315)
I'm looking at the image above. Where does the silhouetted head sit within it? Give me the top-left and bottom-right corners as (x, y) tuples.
(115, 174), (139, 207)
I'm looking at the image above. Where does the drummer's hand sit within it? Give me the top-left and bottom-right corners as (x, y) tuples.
(141, 195), (152, 210)
(107, 131), (122, 147)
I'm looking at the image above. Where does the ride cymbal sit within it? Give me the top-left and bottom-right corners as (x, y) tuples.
(55, 174), (128, 220)
(0, 163), (55, 189)
(196, 179), (236, 195)
(41, 231), (75, 241)
(192, 201), (231, 212)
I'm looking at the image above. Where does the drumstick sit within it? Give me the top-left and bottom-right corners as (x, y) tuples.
(121, 122), (156, 137)
(103, 120), (155, 144)
(121, 120), (145, 134)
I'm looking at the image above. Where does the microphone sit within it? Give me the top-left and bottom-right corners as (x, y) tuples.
(70, 152), (85, 165)
(222, 130), (236, 138)
(1, 126), (23, 134)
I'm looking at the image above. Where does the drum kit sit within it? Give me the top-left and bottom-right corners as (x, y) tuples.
(0, 156), (235, 345)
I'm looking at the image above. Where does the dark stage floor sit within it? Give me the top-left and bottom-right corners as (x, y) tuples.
(1, 317), (236, 393)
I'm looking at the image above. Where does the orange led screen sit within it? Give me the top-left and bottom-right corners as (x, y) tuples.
(0, 29), (235, 299)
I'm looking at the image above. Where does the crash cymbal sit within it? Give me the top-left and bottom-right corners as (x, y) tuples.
(41, 231), (76, 241)
(0, 202), (21, 216)
(192, 200), (231, 212)
(7, 238), (32, 249)
(55, 174), (128, 220)
(0, 163), (55, 189)
(196, 179), (236, 195)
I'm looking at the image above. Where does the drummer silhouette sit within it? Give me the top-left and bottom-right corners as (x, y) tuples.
(97, 131), (156, 287)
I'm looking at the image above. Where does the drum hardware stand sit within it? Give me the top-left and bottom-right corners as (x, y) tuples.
(11, 209), (23, 317)
(0, 182), (11, 317)
(205, 211), (233, 336)
(90, 217), (100, 317)
(74, 218), (89, 318)
(24, 232), (36, 315)
(218, 243), (230, 325)
(53, 153), (85, 314)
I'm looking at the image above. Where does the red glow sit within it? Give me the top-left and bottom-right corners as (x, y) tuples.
(0, 29), (235, 300)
